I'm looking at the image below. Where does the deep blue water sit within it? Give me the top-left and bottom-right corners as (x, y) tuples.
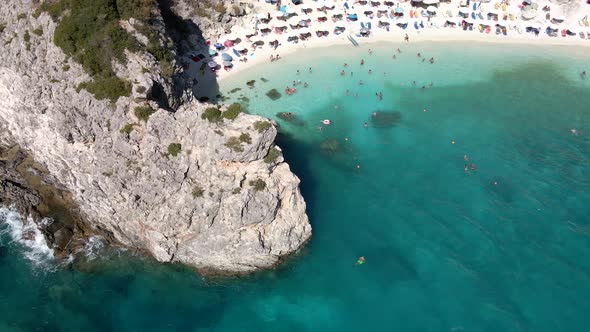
(1, 42), (589, 331)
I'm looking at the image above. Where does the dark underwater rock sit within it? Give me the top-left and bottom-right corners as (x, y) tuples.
(370, 111), (402, 128)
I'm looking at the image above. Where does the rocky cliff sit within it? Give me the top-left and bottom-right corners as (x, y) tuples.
(0, 0), (311, 274)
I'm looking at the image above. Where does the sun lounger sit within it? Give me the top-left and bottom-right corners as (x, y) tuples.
(420, 21), (424, 28)
(368, 22), (372, 29)
(361, 22), (366, 29)
(414, 21), (419, 29)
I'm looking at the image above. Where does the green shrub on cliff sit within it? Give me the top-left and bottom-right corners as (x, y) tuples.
(264, 147), (280, 164)
(134, 105), (155, 122)
(254, 121), (271, 133)
(201, 107), (222, 123)
(249, 179), (266, 192)
(223, 103), (242, 120)
(167, 143), (182, 157)
(43, 0), (162, 102)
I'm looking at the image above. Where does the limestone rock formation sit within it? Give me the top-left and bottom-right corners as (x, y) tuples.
(0, 1), (311, 273)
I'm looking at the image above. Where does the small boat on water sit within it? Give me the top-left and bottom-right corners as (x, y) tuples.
(285, 87), (297, 95)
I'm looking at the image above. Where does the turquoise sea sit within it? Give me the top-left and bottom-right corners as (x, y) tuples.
(1, 42), (589, 331)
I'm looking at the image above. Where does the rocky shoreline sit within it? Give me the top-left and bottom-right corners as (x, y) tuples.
(0, 0), (311, 274)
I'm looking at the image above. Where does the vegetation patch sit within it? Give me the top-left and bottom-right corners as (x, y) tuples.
(167, 143), (182, 157)
(17, 13), (26, 20)
(232, 188), (241, 194)
(120, 123), (135, 134)
(192, 185), (204, 198)
(135, 86), (146, 94)
(78, 77), (131, 103)
(41, 0), (167, 101)
(249, 179), (266, 192)
(254, 121), (271, 133)
(264, 147), (280, 164)
(0, 24), (5, 34)
(224, 137), (244, 152)
(222, 103), (242, 120)
(266, 89), (281, 100)
(239, 133), (251, 144)
(134, 105), (155, 122)
(201, 107), (222, 123)
(62, 64), (70, 72)
(32, 28), (43, 36)
(23, 30), (30, 42)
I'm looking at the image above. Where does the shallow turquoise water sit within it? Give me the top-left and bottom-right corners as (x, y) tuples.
(2, 42), (590, 331)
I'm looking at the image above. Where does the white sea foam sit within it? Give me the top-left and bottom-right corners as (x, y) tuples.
(0, 206), (55, 268)
(79, 235), (105, 261)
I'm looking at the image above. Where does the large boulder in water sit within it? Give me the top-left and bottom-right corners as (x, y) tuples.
(266, 89), (281, 100)
(319, 138), (342, 155)
(276, 112), (304, 127)
(370, 111), (402, 128)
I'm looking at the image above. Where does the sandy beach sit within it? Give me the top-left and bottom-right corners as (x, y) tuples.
(179, 0), (590, 85)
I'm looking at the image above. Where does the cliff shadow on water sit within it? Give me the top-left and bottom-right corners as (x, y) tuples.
(157, 0), (221, 104)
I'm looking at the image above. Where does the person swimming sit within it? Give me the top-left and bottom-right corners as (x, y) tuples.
(360, 59), (365, 65)
(417, 53), (421, 58)
(464, 164), (470, 173)
(355, 256), (366, 266)
(363, 122), (368, 128)
(470, 163), (476, 171)
(464, 154), (469, 161)
(359, 80), (364, 85)
(582, 71), (587, 79)
(304, 82), (309, 88)
(392, 54), (397, 59)
(346, 89), (350, 96)
(341, 70), (345, 76)
(368, 69), (372, 74)
(309, 67), (312, 73)
(397, 47), (402, 53)
(429, 57), (435, 64)
(368, 49), (373, 54)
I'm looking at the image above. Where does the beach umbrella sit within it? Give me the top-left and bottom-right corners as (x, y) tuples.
(223, 40), (234, 47)
(335, 22), (346, 28)
(221, 53), (233, 61)
(207, 61), (218, 68)
(299, 27), (311, 34)
(275, 21), (288, 28)
(258, 23), (270, 30)
(423, 0), (440, 3)
(251, 38), (264, 45)
(394, 7), (404, 14)
(256, 13), (267, 19)
(315, 0), (325, 9)
(427, 6), (437, 13)
(522, 0), (532, 4)
(301, 4), (312, 10)
(208, 49), (218, 56)
(324, 0), (335, 9)
(347, 13), (358, 20)
(286, 7), (297, 14)
(222, 61), (233, 67)
(299, 14), (311, 21)
(235, 45), (247, 51)
(379, 18), (390, 24)
(378, 5), (388, 12)
(213, 42), (224, 49)
(274, 10), (285, 18)
(226, 34), (238, 41)
(332, 9), (344, 16)
(396, 18), (408, 25)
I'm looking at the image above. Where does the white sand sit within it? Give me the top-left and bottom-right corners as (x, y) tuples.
(185, 0), (590, 83)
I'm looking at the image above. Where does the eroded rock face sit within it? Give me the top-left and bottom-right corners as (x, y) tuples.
(0, 1), (311, 273)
